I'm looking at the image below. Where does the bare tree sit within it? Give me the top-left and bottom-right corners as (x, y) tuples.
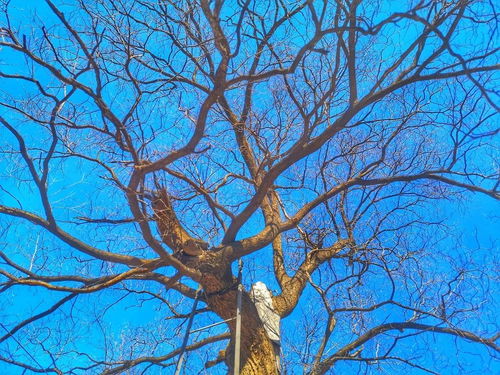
(0, 0), (498, 374)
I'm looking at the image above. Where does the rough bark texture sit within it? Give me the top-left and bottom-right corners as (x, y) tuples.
(207, 286), (279, 374)
(152, 189), (209, 256)
(153, 203), (280, 375)
(193, 257), (280, 374)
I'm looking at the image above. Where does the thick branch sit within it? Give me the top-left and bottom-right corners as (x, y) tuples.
(152, 188), (208, 256)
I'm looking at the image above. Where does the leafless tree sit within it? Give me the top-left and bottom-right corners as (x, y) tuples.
(0, 0), (498, 374)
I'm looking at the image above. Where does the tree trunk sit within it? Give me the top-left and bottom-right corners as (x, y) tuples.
(201, 272), (280, 374)
(152, 191), (280, 372)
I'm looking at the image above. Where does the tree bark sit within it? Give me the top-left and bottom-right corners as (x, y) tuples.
(202, 273), (280, 374)
(153, 190), (279, 373)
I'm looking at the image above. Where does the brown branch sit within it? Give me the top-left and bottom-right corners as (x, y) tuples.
(273, 239), (350, 317)
(1, 259), (162, 294)
(313, 322), (500, 375)
(101, 332), (230, 375)
(0, 293), (77, 343)
(0, 355), (62, 374)
(222, 169), (498, 260)
(152, 188), (208, 256)
(0, 205), (146, 266)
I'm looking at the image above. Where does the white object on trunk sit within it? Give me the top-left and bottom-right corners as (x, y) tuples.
(250, 281), (280, 344)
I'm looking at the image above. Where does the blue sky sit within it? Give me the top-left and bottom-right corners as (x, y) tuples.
(0, 1), (499, 374)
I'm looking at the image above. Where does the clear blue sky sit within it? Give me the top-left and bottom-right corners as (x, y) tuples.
(0, 1), (498, 374)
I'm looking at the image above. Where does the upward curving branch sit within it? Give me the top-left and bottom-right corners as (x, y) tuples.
(152, 188), (209, 256)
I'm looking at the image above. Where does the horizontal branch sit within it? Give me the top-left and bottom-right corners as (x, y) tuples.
(224, 170), (499, 260)
(0, 205), (147, 266)
(1, 260), (162, 294)
(314, 322), (499, 375)
(101, 332), (230, 374)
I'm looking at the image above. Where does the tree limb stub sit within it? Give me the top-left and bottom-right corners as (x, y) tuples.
(152, 188), (208, 256)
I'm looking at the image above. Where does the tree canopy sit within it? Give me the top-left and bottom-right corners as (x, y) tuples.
(0, 0), (498, 374)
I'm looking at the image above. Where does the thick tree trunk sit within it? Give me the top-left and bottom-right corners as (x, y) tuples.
(150, 186), (280, 374)
(200, 271), (280, 374)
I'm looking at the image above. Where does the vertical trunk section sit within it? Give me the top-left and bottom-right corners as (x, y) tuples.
(201, 273), (280, 374)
